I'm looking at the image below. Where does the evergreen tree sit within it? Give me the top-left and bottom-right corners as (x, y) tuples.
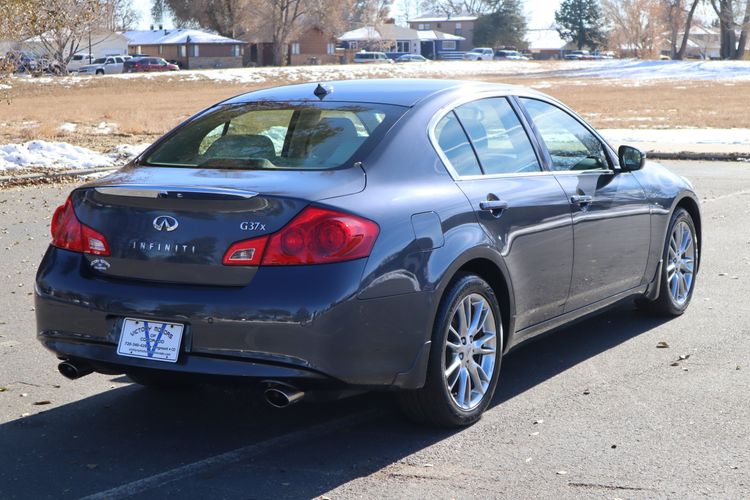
(473, 0), (527, 49)
(555, 0), (606, 50)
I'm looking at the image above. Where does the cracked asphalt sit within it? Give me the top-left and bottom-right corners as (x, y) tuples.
(0, 161), (748, 499)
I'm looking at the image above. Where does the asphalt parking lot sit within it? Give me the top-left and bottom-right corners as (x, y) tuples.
(0, 160), (748, 499)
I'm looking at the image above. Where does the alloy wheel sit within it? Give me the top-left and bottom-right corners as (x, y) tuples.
(443, 293), (498, 411)
(667, 220), (696, 306)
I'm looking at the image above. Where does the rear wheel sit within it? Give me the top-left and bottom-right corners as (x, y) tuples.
(400, 273), (502, 427)
(95, 69), (104, 75)
(637, 208), (698, 316)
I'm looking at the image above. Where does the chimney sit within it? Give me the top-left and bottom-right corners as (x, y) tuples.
(384, 18), (395, 24)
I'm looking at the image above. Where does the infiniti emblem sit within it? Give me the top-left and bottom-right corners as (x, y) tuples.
(153, 215), (179, 232)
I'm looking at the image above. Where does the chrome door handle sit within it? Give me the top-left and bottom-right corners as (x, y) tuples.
(570, 195), (594, 205)
(479, 200), (509, 211)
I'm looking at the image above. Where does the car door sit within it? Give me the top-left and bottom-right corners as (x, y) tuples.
(113, 56), (124, 73)
(432, 97), (574, 330)
(104, 57), (116, 73)
(519, 97), (651, 311)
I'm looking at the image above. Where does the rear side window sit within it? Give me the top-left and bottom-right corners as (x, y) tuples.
(434, 112), (482, 176)
(144, 102), (404, 170)
(453, 98), (540, 174)
(521, 98), (609, 171)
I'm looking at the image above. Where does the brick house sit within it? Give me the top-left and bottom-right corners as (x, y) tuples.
(122, 29), (246, 69)
(247, 27), (339, 66)
(408, 13), (478, 50)
(338, 22), (464, 60)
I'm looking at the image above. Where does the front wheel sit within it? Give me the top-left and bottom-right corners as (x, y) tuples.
(637, 208), (698, 316)
(400, 273), (502, 427)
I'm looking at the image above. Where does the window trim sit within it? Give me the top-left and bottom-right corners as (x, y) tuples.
(428, 91), (619, 180)
(428, 93), (547, 180)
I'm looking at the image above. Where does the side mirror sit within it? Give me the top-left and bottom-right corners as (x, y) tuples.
(618, 145), (646, 171)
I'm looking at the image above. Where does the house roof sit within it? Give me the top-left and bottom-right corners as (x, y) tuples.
(417, 30), (464, 41)
(338, 25), (463, 42)
(122, 29), (245, 46)
(524, 29), (567, 51)
(409, 13), (478, 22)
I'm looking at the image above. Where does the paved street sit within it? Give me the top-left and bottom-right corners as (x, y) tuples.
(0, 161), (748, 499)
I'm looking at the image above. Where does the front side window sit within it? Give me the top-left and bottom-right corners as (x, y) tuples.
(521, 98), (609, 171)
(453, 98), (541, 175)
(144, 102), (403, 171)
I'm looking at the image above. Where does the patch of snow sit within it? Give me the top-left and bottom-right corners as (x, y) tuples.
(59, 122), (77, 133)
(0, 140), (115, 171)
(109, 143), (150, 161)
(600, 128), (750, 146)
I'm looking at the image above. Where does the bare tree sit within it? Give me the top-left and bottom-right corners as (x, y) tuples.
(662, 0), (701, 59)
(102, 0), (141, 31)
(603, 0), (665, 57)
(711, 0), (750, 58)
(418, 0), (488, 16)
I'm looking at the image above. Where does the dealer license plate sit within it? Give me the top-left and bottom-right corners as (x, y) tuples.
(117, 318), (184, 363)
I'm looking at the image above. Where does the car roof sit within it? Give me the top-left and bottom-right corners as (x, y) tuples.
(222, 79), (531, 107)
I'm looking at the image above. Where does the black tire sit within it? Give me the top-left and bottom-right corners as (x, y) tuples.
(96, 69), (104, 75)
(400, 273), (503, 427)
(636, 208), (698, 316)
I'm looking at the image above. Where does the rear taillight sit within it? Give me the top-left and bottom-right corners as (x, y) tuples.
(222, 207), (379, 266)
(50, 197), (110, 256)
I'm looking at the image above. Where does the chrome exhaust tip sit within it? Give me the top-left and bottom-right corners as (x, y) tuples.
(263, 382), (305, 408)
(58, 361), (93, 380)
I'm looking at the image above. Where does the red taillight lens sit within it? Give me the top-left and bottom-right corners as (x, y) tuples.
(221, 207), (379, 267)
(222, 235), (268, 266)
(50, 197), (110, 256)
(263, 207), (379, 265)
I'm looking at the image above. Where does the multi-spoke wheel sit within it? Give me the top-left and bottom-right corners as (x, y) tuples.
(444, 293), (497, 411)
(400, 273), (503, 427)
(637, 208), (699, 316)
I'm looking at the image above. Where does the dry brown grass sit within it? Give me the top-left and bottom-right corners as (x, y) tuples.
(0, 73), (747, 152)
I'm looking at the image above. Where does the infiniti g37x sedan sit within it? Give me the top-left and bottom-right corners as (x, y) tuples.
(35, 79), (701, 426)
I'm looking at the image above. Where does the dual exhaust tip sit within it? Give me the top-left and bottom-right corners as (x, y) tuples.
(58, 361), (305, 409)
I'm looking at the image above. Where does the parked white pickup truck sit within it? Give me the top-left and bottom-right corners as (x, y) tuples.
(77, 55), (130, 75)
(463, 48), (495, 61)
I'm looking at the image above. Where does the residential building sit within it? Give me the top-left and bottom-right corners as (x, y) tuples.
(19, 29), (128, 60)
(524, 29), (572, 59)
(408, 13), (478, 50)
(122, 28), (246, 69)
(338, 22), (464, 60)
(247, 27), (339, 66)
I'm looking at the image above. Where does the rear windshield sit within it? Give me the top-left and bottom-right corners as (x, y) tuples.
(143, 101), (405, 170)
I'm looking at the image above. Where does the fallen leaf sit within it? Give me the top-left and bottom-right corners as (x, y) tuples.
(0, 387), (7, 392)
(656, 341), (670, 348)
(20, 392), (28, 397)
(20, 412), (30, 417)
(611, 444), (617, 449)
(556, 470), (568, 475)
(582, 389), (590, 395)
(670, 362), (680, 367)
(33, 400), (51, 406)
(422, 463), (433, 468)
(718, 272), (728, 276)
(533, 419), (544, 425)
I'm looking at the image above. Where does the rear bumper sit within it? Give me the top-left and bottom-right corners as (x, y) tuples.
(35, 248), (435, 389)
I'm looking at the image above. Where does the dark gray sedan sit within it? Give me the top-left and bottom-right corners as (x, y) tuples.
(35, 79), (701, 426)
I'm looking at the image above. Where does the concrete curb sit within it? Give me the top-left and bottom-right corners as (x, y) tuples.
(646, 151), (750, 162)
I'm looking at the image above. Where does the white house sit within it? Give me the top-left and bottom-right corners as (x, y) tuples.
(338, 23), (464, 59)
(22, 30), (128, 59)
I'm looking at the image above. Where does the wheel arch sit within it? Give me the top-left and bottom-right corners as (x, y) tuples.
(435, 249), (516, 354)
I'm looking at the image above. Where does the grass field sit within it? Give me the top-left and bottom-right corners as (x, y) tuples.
(1, 60), (748, 153)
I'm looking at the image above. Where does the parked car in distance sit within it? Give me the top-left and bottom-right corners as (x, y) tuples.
(494, 49), (530, 60)
(4, 50), (38, 73)
(353, 51), (394, 64)
(36, 79), (701, 427)
(395, 54), (430, 63)
(463, 48), (495, 61)
(78, 55), (130, 75)
(564, 50), (594, 60)
(125, 57), (179, 72)
(66, 53), (93, 73)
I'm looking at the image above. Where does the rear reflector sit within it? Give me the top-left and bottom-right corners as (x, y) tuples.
(222, 236), (269, 266)
(221, 206), (379, 266)
(50, 197), (110, 256)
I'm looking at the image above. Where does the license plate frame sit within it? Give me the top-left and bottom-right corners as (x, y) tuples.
(117, 318), (184, 363)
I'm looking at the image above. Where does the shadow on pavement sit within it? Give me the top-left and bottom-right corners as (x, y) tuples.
(0, 304), (668, 499)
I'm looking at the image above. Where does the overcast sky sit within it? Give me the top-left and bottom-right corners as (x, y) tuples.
(131, 0), (562, 30)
